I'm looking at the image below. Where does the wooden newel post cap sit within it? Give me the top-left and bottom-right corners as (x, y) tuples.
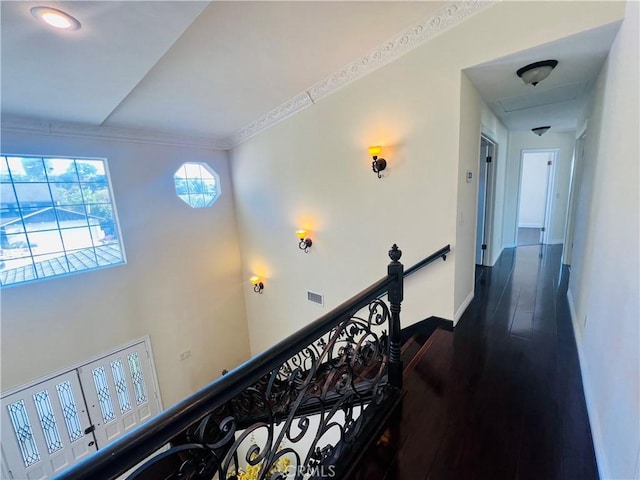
(389, 244), (402, 262)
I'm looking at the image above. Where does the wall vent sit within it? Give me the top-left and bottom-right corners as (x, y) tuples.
(307, 291), (324, 306)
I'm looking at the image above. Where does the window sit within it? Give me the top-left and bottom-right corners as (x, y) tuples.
(0, 155), (125, 287)
(173, 162), (220, 208)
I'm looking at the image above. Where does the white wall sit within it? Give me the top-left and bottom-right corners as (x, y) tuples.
(503, 131), (576, 246)
(230, 1), (626, 354)
(566, 2), (640, 478)
(0, 129), (251, 407)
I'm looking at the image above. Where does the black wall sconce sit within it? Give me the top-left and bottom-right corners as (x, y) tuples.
(249, 276), (264, 294)
(296, 230), (312, 253)
(369, 146), (387, 179)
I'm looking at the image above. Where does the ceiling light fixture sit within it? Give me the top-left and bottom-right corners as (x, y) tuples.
(31, 6), (81, 31)
(532, 126), (551, 136)
(516, 60), (558, 86)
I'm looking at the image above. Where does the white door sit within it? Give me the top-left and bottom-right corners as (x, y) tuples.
(78, 342), (159, 449)
(1, 371), (97, 479)
(517, 151), (554, 244)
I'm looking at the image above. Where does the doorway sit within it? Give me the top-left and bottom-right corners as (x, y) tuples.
(516, 150), (557, 246)
(1, 339), (161, 479)
(476, 135), (496, 266)
(562, 134), (586, 265)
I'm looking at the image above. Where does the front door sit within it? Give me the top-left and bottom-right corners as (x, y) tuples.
(78, 342), (159, 449)
(1, 371), (97, 479)
(1, 339), (161, 479)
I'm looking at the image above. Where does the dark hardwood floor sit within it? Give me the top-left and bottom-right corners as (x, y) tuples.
(348, 244), (598, 480)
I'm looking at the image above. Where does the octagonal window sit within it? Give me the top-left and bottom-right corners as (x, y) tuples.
(174, 163), (220, 208)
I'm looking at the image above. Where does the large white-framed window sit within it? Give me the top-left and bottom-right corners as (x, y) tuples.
(0, 154), (125, 287)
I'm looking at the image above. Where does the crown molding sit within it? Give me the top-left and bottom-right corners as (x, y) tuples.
(228, 0), (497, 147)
(1, 116), (233, 151)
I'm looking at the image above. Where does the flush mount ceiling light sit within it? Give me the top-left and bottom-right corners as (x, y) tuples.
(31, 6), (81, 31)
(532, 126), (551, 136)
(516, 60), (558, 86)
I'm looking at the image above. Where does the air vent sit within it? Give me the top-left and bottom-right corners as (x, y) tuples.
(307, 291), (324, 306)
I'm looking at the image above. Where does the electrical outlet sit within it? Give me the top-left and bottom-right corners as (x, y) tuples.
(179, 350), (191, 361)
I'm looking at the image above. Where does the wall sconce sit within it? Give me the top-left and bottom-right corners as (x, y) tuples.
(517, 60), (558, 86)
(249, 275), (264, 294)
(296, 229), (312, 253)
(369, 146), (387, 179)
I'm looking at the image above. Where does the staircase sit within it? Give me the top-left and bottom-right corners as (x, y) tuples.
(343, 324), (455, 480)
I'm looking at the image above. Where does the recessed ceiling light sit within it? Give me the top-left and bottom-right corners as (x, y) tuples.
(31, 6), (81, 31)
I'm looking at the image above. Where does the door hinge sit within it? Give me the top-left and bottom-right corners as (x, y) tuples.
(541, 227), (546, 232)
(486, 156), (492, 163)
(481, 244), (487, 250)
(84, 424), (96, 434)
(8, 470), (14, 479)
(547, 160), (552, 165)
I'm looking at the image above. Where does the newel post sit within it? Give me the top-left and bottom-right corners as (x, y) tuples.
(387, 244), (404, 389)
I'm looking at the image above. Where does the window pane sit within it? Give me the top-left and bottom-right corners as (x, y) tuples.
(0, 157), (10, 182)
(1, 182), (17, 206)
(75, 160), (106, 182)
(33, 253), (70, 278)
(81, 182), (110, 204)
(51, 183), (84, 205)
(60, 227), (94, 251)
(55, 205), (88, 218)
(14, 183), (52, 206)
(8, 157), (46, 182)
(19, 207), (59, 232)
(44, 158), (76, 182)
(28, 230), (64, 255)
(2, 232), (30, 251)
(1, 154), (125, 287)
(0, 260), (36, 286)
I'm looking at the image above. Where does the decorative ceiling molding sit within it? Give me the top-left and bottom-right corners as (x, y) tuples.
(1, 116), (233, 150)
(228, 0), (498, 147)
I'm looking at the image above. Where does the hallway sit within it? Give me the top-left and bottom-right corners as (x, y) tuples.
(350, 244), (598, 479)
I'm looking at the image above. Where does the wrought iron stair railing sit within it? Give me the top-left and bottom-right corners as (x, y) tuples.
(54, 243), (450, 480)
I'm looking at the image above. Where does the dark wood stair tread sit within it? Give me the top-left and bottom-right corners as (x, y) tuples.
(344, 328), (454, 480)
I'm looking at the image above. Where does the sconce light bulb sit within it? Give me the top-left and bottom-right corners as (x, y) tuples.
(249, 275), (261, 285)
(296, 229), (307, 240)
(368, 146), (382, 157)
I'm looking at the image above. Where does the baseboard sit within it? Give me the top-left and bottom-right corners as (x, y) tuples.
(546, 238), (564, 245)
(503, 243), (516, 248)
(488, 246), (504, 266)
(518, 223), (543, 228)
(567, 288), (608, 480)
(454, 290), (474, 325)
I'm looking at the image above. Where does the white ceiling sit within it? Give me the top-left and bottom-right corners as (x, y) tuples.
(1, 2), (623, 144)
(1, 1), (445, 142)
(464, 21), (622, 133)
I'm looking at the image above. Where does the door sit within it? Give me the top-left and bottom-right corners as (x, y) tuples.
(563, 135), (585, 265)
(517, 151), (555, 246)
(1, 339), (161, 479)
(1, 371), (97, 479)
(476, 136), (496, 266)
(78, 342), (159, 449)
